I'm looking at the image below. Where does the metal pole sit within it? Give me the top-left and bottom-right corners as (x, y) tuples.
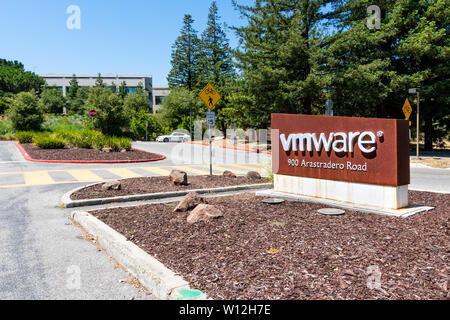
(145, 121), (148, 142)
(92, 117), (94, 130)
(209, 126), (212, 176)
(190, 102), (192, 140)
(416, 91), (420, 159)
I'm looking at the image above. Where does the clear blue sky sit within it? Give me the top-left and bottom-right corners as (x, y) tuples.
(0, 0), (252, 85)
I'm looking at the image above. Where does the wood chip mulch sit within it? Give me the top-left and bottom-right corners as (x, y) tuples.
(20, 143), (162, 161)
(71, 176), (269, 200)
(91, 190), (449, 300)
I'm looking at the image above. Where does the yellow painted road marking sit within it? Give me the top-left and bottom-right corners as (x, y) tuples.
(140, 166), (172, 176)
(23, 171), (55, 186)
(173, 165), (211, 175)
(67, 170), (103, 182)
(201, 165), (247, 175)
(0, 183), (27, 189)
(227, 164), (264, 173)
(0, 163), (268, 188)
(106, 168), (142, 179)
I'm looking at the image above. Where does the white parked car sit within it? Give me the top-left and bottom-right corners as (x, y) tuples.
(156, 132), (191, 143)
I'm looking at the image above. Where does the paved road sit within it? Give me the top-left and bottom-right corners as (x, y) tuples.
(0, 141), (269, 300)
(0, 141), (448, 299)
(410, 166), (450, 193)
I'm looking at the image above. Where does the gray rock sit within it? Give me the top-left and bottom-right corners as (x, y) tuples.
(223, 170), (237, 178)
(102, 181), (122, 191)
(174, 192), (206, 212)
(169, 170), (188, 186)
(187, 204), (223, 224)
(102, 147), (113, 153)
(246, 171), (261, 180)
(317, 208), (345, 216)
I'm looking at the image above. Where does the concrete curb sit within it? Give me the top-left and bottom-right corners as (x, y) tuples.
(255, 190), (435, 218)
(410, 188), (450, 194)
(61, 182), (274, 208)
(410, 163), (450, 170)
(71, 210), (208, 300)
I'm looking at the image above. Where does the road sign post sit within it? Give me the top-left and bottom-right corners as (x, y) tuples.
(89, 110), (97, 130)
(403, 98), (413, 142)
(199, 83), (222, 176)
(206, 111), (215, 176)
(409, 88), (420, 159)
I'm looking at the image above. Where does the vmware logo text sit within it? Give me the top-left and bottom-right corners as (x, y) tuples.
(280, 131), (382, 154)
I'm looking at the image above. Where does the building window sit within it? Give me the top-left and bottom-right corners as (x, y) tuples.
(128, 87), (137, 93)
(155, 96), (166, 105)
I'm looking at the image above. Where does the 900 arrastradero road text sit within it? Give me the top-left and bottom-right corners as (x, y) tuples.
(288, 159), (368, 172)
(179, 304), (271, 318)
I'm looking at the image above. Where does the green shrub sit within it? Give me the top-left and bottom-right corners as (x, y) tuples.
(33, 134), (66, 149)
(130, 110), (164, 141)
(55, 129), (102, 149)
(0, 132), (15, 140)
(38, 88), (67, 114)
(42, 115), (84, 132)
(3, 132), (15, 140)
(0, 120), (12, 135)
(117, 137), (132, 151)
(15, 131), (35, 143)
(93, 136), (107, 150)
(86, 87), (130, 136)
(104, 136), (121, 152)
(8, 91), (43, 131)
(102, 136), (132, 151)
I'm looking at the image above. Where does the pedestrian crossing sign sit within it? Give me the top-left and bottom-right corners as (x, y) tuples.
(403, 98), (413, 120)
(199, 83), (222, 110)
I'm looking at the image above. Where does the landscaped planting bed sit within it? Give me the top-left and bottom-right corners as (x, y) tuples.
(71, 175), (270, 200)
(91, 190), (449, 300)
(20, 143), (162, 162)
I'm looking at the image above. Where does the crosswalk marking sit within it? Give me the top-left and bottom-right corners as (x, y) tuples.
(228, 164), (265, 173)
(67, 170), (102, 182)
(23, 171), (54, 186)
(202, 164), (247, 175)
(173, 165), (211, 175)
(0, 163), (267, 189)
(140, 166), (172, 176)
(106, 168), (143, 179)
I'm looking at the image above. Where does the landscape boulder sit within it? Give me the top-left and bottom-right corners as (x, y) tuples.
(102, 180), (122, 191)
(169, 170), (188, 186)
(223, 170), (236, 178)
(102, 147), (113, 153)
(246, 171), (261, 180)
(173, 192), (206, 212)
(187, 204), (223, 224)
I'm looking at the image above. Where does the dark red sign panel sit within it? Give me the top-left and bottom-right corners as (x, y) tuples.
(271, 114), (410, 187)
(89, 110), (97, 118)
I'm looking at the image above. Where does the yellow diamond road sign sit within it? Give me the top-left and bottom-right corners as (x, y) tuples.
(199, 83), (222, 110)
(403, 98), (413, 120)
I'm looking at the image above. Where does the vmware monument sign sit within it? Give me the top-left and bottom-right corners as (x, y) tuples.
(271, 114), (410, 209)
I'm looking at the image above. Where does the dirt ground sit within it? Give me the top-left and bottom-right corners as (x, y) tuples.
(21, 143), (162, 161)
(411, 158), (450, 169)
(91, 190), (449, 300)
